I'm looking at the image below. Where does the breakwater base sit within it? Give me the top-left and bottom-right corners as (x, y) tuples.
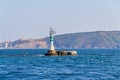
(45, 50), (77, 56)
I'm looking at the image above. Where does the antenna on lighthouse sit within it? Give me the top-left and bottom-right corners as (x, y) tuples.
(49, 28), (56, 35)
(49, 28), (56, 50)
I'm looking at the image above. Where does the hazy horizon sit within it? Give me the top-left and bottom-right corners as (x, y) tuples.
(0, 0), (120, 42)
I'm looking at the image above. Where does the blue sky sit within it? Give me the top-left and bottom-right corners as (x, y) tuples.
(0, 0), (120, 41)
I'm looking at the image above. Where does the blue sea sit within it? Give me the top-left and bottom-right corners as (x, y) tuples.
(0, 49), (120, 80)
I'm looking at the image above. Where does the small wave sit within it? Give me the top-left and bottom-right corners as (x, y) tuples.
(56, 73), (82, 76)
(38, 54), (45, 57)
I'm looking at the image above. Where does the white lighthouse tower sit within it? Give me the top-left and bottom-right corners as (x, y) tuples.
(5, 40), (9, 48)
(49, 28), (55, 50)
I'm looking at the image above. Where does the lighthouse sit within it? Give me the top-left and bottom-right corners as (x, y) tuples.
(45, 28), (77, 56)
(45, 28), (57, 55)
(49, 28), (55, 50)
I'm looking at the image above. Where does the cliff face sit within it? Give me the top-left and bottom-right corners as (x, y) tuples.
(11, 39), (48, 48)
(1, 31), (120, 49)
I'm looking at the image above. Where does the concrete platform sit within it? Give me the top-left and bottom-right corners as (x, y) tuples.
(45, 50), (77, 56)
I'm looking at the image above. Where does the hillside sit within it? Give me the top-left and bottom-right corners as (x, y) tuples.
(45, 31), (120, 49)
(0, 39), (47, 48)
(1, 31), (120, 49)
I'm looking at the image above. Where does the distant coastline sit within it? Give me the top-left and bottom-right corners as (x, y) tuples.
(1, 31), (120, 49)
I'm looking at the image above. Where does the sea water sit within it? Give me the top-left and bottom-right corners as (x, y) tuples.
(0, 49), (120, 80)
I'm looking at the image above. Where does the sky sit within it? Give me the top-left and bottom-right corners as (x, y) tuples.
(0, 0), (120, 42)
